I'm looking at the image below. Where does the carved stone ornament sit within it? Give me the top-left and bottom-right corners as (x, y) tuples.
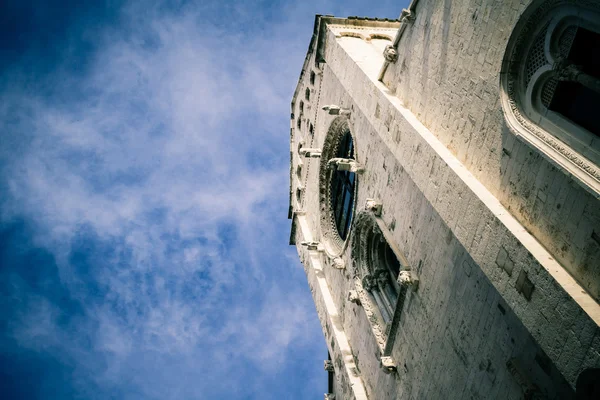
(381, 356), (397, 373)
(322, 105), (351, 116)
(398, 270), (419, 290)
(299, 148), (322, 158)
(364, 198), (382, 216)
(332, 257), (345, 269)
(400, 8), (414, 22)
(324, 360), (334, 372)
(383, 45), (398, 63)
(362, 274), (376, 291)
(327, 158), (365, 173)
(324, 394), (336, 400)
(374, 268), (389, 287)
(347, 290), (361, 305)
(300, 241), (323, 251)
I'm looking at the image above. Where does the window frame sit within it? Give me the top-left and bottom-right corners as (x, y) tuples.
(500, 0), (600, 195)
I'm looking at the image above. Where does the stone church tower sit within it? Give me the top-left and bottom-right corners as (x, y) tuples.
(289, 0), (600, 398)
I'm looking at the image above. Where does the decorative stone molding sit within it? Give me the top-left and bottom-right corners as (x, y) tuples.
(347, 290), (361, 305)
(299, 148), (322, 158)
(364, 198), (382, 216)
(380, 356), (397, 374)
(398, 269), (419, 290)
(324, 360), (335, 372)
(327, 158), (365, 173)
(322, 105), (351, 116)
(300, 241), (324, 252)
(383, 45), (398, 63)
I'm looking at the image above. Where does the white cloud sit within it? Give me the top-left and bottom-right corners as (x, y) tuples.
(0, 0), (405, 398)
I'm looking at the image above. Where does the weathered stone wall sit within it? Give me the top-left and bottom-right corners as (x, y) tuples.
(290, 12), (600, 400)
(383, 0), (600, 300)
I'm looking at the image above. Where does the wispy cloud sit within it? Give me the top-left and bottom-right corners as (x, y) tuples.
(0, 0), (402, 398)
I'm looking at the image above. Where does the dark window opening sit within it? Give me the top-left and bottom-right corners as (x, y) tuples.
(550, 81), (600, 136)
(576, 368), (600, 400)
(567, 27), (600, 78)
(310, 71), (316, 85)
(297, 117), (302, 129)
(369, 231), (400, 321)
(548, 26), (600, 137)
(327, 353), (334, 392)
(330, 131), (355, 240)
(305, 88), (310, 101)
(299, 101), (304, 114)
(309, 123), (314, 135)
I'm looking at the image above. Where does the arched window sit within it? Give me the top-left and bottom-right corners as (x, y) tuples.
(350, 212), (414, 358)
(305, 88), (310, 101)
(310, 71), (316, 85)
(363, 227), (401, 322)
(501, 0), (600, 192)
(330, 130), (355, 240)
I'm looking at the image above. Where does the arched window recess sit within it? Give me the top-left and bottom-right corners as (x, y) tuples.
(349, 210), (418, 373)
(501, 0), (600, 193)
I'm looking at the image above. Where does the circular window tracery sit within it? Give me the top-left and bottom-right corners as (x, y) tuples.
(501, 0), (600, 192)
(319, 117), (359, 256)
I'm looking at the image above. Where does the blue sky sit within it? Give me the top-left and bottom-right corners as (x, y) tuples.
(0, 1), (403, 398)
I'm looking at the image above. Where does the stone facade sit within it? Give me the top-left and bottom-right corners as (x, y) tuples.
(290, 3), (600, 399)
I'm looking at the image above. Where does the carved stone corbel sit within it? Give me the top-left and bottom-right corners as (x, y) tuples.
(299, 148), (322, 158)
(327, 158), (365, 173)
(381, 356), (397, 373)
(400, 8), (415, 22)
(347, 290), (361, 305)
(322, 105), (351, 116)
(324, 394), (336, 400)
(364, 198), (382, 216)
(300, 241), (324, 252)
(332, 257), (345, 269)
(324, 360), (334, 372)
(383, 45), (398, 63)
(398, 269), (419, 290)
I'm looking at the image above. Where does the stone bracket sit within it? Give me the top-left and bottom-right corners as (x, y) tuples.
(322, 105), (351, 116)
(299, 148), (322, 158)
(327, 158), (365, 173)
(324, 360), (335, 372)
(332, 257), (345, 269)
(380, 356), (397, 374)
(300, 241), (324, 252)
(383, 45), (398, 63)
(347, 290), (361, 305)
(397, 269), (419, 291)
(400, 8), (415, 22)
(364, 198), (382, 216)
